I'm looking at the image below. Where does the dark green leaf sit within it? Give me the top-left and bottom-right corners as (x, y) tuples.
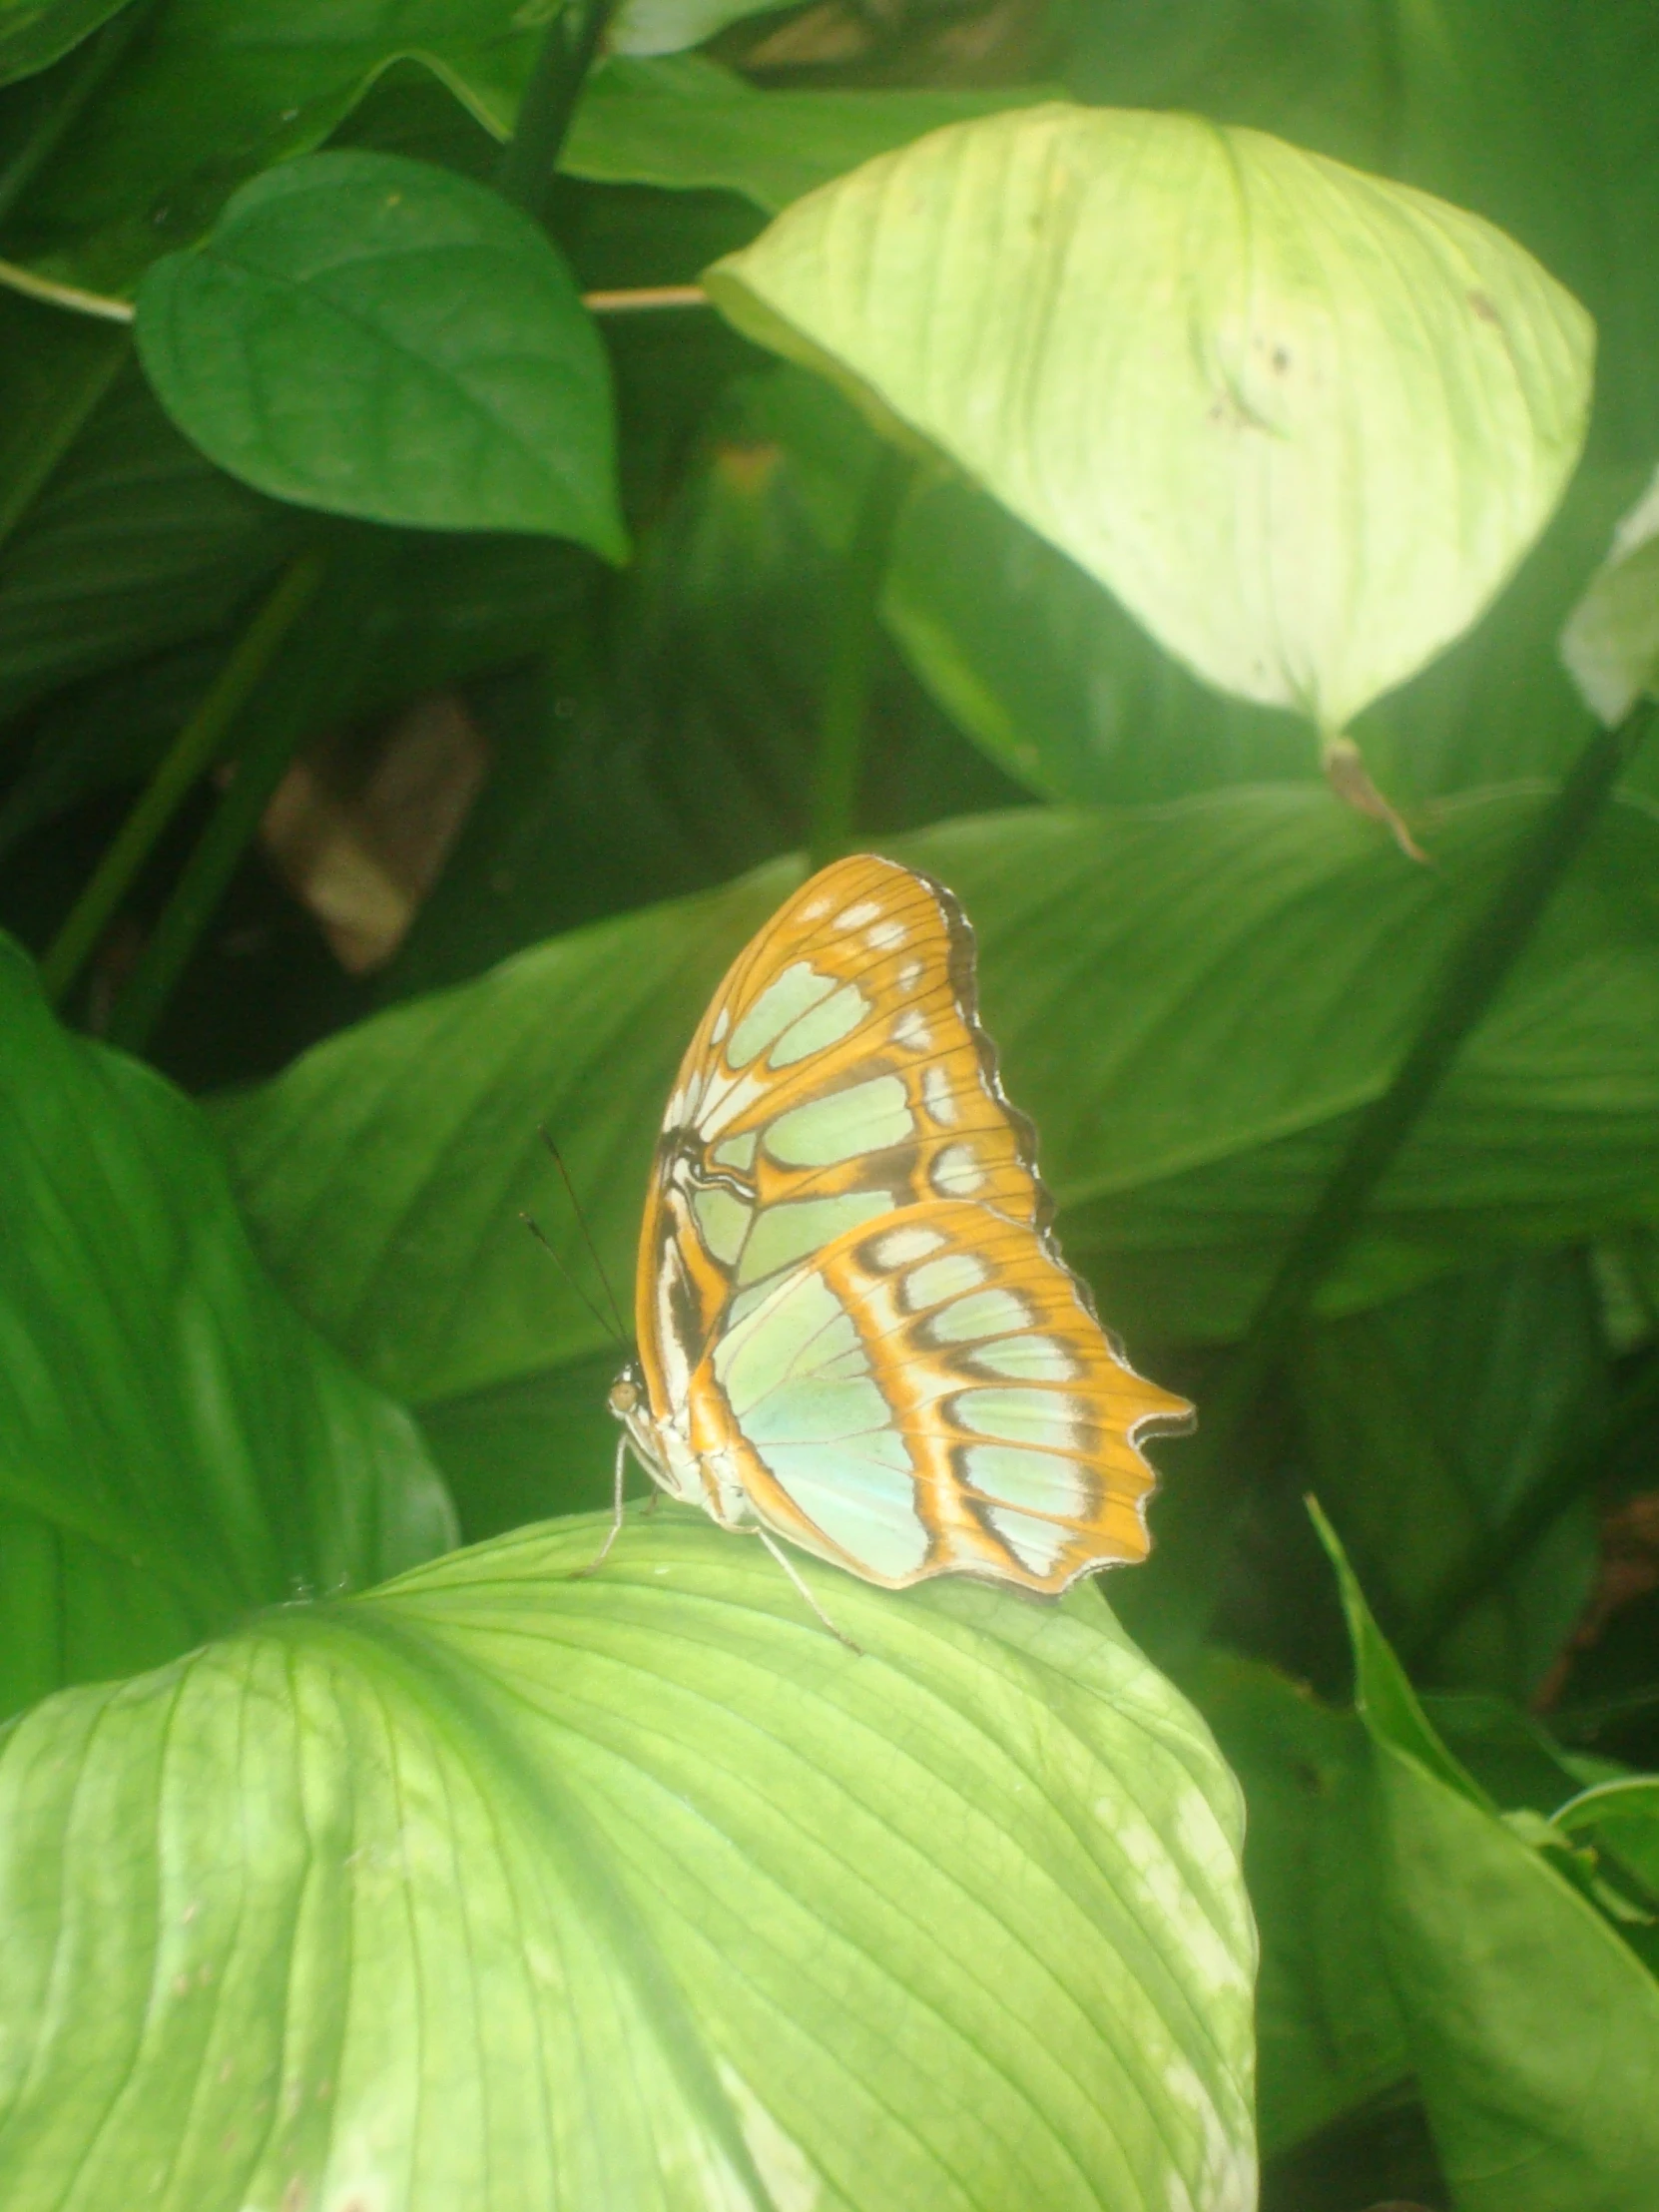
(0, 0), (128, 87)
(1316, 1504), (1659, 2209)
(1186, 1651), (1409, 2156)
(0, 1512), (1256, 2211)
(0, 932), (455, 1720)
(137, 152), (626, 554)
(1294, 1255), (1604, 1698)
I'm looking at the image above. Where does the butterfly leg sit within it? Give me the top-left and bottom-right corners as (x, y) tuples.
(571, 1430), (632, 1579)
(756, 1529), (862, 1655)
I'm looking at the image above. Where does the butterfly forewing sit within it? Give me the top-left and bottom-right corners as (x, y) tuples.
(634, 855), (1047, 1430)
(682, 1199), (1192, 1591)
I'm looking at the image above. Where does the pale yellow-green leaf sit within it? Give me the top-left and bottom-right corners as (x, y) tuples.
(705, 103), (1594, 741)
(1559, 460), (1659, 723)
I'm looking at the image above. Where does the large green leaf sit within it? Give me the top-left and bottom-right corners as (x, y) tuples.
(0, 1509), (1256, 2212)
(706, 104), (1593, 747)
(137, 152), (626, 553)
(209, 791), (1659, 1524)
(1293, 1254), (1604, 1698)
(0, 934), (455, 1722)
(1318, 1506), (1659, 2210)
(737, 362), (1316, 809)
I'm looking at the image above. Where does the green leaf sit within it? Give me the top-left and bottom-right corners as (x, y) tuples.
(0, 0), (542, 300)
(208, 790), (1659, 1532)
(565, 54), (1055, 216)
(1555, 1777), (1659, 1897)
(738, 362), (1316, 808)
(1315, 1503), (1659, 2210)
(0, 0), (126, 88)
(1293, 1255), (1603, 1698)
(705, 104), (1593, 744)
(0, 1510), (1256, 2212)
(136, 152), (626, 554)
(0, 352), (302, 729)
(0, 934), (455, 1722)
(1560, 460), (1659, 726)
(1185, 1652), (1409, 2156)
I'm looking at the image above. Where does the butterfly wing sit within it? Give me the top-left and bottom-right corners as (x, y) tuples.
(680, 1199), (1193, 1591)
(633, 853), (1049, 1431)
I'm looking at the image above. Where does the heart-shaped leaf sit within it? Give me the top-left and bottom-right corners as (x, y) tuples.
(136, 152), (626, 556)
(705, 104), (1593, 744)
(0, 1510), (1256, 2212)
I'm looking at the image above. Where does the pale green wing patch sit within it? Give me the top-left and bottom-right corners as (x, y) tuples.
(1560, 460), (1659, 724)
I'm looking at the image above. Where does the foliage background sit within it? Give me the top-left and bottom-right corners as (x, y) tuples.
(2, 2), (1659, 2208)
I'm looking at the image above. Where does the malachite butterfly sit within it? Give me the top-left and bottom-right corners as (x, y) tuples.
(605, 853), (1192, 1596)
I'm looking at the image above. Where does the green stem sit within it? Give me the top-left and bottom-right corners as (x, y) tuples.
(104, 534), (391, 1054)
(808, 442), (910, 870)
(0, 0), (160, 230)
(1130, 699), (1655, 1651)
(40, 550), (326, 1006)
(1403, 1342), (1659, 1666)
(495, 0), (619, 222)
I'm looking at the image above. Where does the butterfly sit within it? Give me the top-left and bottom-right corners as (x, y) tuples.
(600, 852), (1192, 1618)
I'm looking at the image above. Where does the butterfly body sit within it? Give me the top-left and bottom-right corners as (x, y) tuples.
(609, 854), (1191, 1594)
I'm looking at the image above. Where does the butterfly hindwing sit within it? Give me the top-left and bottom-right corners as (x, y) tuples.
(634, 855), (1047, 1427)
(681, 1199), (1191, 1592)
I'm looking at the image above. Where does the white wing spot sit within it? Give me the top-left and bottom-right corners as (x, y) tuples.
(893, 1009), (932, 1051)
(904, 1251), (989, 1311)
(799, 896), (830, 921)
(968, 1334), (1082, 1381)
(871, 1224), (947, 1270)
(866, 920), (906, 951)
(835, 899), (880, 929)
(931, 1143), (985, 1196)
(897, 960), (923, 992)
(921, 1066), (957, 1126)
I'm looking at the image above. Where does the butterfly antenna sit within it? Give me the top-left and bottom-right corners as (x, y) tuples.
(520, 1211), (626, 1350)
(536, 1125), (633, 1349)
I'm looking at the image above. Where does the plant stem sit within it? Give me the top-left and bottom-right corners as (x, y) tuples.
(1132, 698), (1655, 1650)
(104, 534), (390, 1054)
(1403, 1341), (1659, 1666)
(0, 0), (161, 230)
(808, 442), (910, 870)
(41, 550), (326, 1007)
(495, 0), (619, 223)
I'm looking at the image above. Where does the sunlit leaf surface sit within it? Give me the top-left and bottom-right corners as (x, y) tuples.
(0, 1512), (1256, 2212)
(707, 104), (1593, 742)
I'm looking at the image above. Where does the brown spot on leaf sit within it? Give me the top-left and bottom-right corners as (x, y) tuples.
(1468, 289), (1501, 325)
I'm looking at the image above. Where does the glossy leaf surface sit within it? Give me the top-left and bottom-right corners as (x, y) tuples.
(0, 1511), (1256, 2212)
(137, 153), (626, 553)
(706, 104), (1593, 742)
